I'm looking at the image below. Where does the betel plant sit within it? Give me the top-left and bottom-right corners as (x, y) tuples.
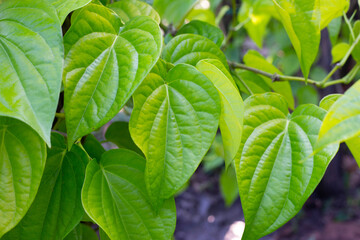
(0, 0), (359, 239)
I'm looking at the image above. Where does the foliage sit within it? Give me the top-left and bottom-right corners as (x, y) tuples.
(0, 0), (359, 239)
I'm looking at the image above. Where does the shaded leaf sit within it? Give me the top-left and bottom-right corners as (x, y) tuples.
(153, 0), (197, 26)
(220, 165), (239, 207)
(48, 0), (91, 23)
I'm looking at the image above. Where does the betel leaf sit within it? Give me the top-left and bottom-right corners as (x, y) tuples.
(0, 117), (46, 238)
(328, 17), (342, 46)
(3, 133), (89, 240)
(317, 81), (360, 150)
(319, 0), (349, 29)
(177, 20), (224, 47)
(235, 70), (271, 95)
(0, 0), (63, 145)
(220, 164), (239, 207)
(81, 149), (176, 240)
(318, 91), (360, 166)
(130, 61), (220, 208)
(238, 0), (276, 48)
(185, 9), (216, 26)
(82, 134), (105, 160)
(64, 223), (98, 240)
(153, 0), (197, 26)
(243, 50), (294, 109)
(48, 0), (91, 23)
(273, 0), (321, 80)
(108, 0), (160, 24)
(163, 34), (228, 68)
(236, 93), (338, 240)
(63, 3), (162, 147)
(331, 42), (350, 64)
(105, 121), (143, 155)
(196, 59), (244, 167)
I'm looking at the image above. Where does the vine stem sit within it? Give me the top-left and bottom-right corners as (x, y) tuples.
(55, 112), (65, 119)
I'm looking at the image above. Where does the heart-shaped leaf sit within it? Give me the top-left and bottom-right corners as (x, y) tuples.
(243, 50), (294, 109)
(196, 59), (244, 167)
(130, 61), (220, 208)
(236, 93), (338, 240)
(0, 117), (47, 238)
(3, 133), (89, 240)
(108, 0), (160, 24)
(0, 0), (63, 145)
(48, 0), (91, 23)
(63, 3), (162, 146)
(162, 34), (228, 68)
(273, 0), (321, 80)
(81, 149), (176, 240)
(177, 20), (224, 47)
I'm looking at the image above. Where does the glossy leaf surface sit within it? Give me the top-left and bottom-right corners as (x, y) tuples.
(108, 0), (160, 24)
(0, 0), (63, 145)
(63, 3), (162, 146)
(163, 34), (228, 68)
(130, 61), (220, 207)
(48, 0), (91, 23)
(237, 93), (338, 240)
(317, 81), (360, 150)
(273, 0), (321, 79)
(177, 20), (224, 46)
(81, 149), (176, 240)
(196, 59), (244, 167)
(243, 50), (294, 109)
(0, 117), (47, 237)
(3, 133), (88, 240)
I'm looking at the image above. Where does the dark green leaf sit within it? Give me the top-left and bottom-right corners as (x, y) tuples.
(82, 134), (105, 160)
(64, 223), (98, 240)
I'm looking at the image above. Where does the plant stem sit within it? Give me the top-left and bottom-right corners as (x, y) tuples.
(55, 112), (65, 119)
(344, 11), (355, 41)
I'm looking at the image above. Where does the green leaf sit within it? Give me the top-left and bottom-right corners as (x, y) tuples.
(185, 9), (216, 26)
(238, 0), (276, 48)
(317, 81), (360, 150)
(177, 20), (224, 47)
(64, 224), (98, 240)
(130, 61), (220, 208)
(153, 0), (197, 26)
(108, 0), (160, 24)
(328, 17), (342, 46)
(220, 165), (239, 207)
(235, 70), (271, 94)
(105, 121), (143, 155)
(48, 0), (91, 23)
(236, 93), (338, 240)
(196, 59), (244, 167)
(83, 134), (105, 160)
(273, 0), (321, 80)
(319, 0), (349, 29)
(3, 133), (89, 240)
(351, 21), (360, 62)
(0, 0), (63, 145)
(163, 34), (228, 68)
(331, 43), (350, 64)
(63, 3), (162, 147)
(318, 89), (360, 166)
(243, 50), (295, 109)
(0, 117), (47, 238)
(297, 85), (319, 105)
(81, 149), (176, 240)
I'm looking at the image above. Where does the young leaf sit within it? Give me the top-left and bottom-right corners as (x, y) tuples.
(185, 9), (216, 26)
(220, 165), (239, 207)
(105, 121), (143, 155)
(108, 0), (160, 24)
(319, 93), (360, 166)
(48, 0), (91, 23)
(130, 61), (220, 208)
(273, 0), (321, 80)
(81, 149), (176, 240)
(317, 81), (360, 150)
(319, 0), (349, 29)
(177, 20), (225, 47)
(153, 0), (197, 26)
(63, 3), (162, 147)
(243, 50), (295, 109)
(163, 34), (228, 68)
(3, 133), (89, 240)
(0, 0), (63, 145)
(331, 43), (350, 64)
(236, 93), (338, 240)
(196, 59), (244, 167)
(0, 117), (47, 238)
